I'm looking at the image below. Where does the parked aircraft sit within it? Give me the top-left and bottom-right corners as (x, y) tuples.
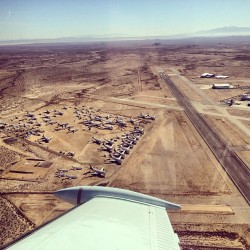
(139, 113), (155, 121)
(122, 141), (134, 148)
(44, 109), (50, 114)
(104, 114), (111, 119)
(57, 169), (68, 172)
(122, 138), (135, 145)
(119, 144), (131, 154)
(71, 166), (82, 171)
(42, 115), (50, 119)
(109, 153), (123, 165)
(54, 111), (63, 116)
(83, 120), (100, 128)
(54, 169), (69, 178)
(58, 123), (68, 128)
(116, 120), (127, 127)
(88, 165), (106, 177)
(65, 175), (77, 180)
(128, 117), (136, 125)
(116, 115), (123, 120)
(92, 136), (102, 145)
(93, 115), (102, 121)
(55, 173), (67, 178)
(40, 134), (52, 143)
(100, 142), (113, 152)
(46, 121), (57, 126)
(26, 112), (35, 117)
(139, 112), (147, 119)
(66, 152), (75, 157)
(126, 136), (138, 143)
(105, 120), (116, 125)
(101, 124), (113, 130)
(104, 139), (114, 145)
(34, 122), (42, 127)
(133, 127), (144, 134)
(130, 133), (140, 140)
(67, 128), (78, 133)
(113, 149), (125, 159)
(145, 114), (156, 120)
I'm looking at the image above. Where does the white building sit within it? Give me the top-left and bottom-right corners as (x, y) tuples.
(215, 75), (229, 79)
(212, 83), (232, 89)
(200, 73), (215, 78)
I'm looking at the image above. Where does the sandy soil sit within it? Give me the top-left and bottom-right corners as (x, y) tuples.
(0, 42), (250, 249)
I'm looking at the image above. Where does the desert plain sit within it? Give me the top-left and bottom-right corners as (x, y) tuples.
(0, 40), (250, 249)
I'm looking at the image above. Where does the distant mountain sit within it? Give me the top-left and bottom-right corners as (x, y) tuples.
(0, 34), (190, 46)
(1, 26), (250, 46)
(0, 35), (146, 45)
(195, 26), (250, 36)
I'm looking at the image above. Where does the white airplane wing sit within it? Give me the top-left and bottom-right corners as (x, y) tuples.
(6, 186), (181, 250)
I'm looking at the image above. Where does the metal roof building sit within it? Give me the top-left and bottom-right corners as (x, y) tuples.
(212, 83), (231, 89)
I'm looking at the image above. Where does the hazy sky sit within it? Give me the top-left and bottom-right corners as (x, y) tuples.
(0, 0), (250, 40)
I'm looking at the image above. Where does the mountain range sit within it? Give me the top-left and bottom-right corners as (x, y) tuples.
(0, 26), (250, 45)
(195, 26), (250, 36)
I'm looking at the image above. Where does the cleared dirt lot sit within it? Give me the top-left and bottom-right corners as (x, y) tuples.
(0, 42), (250, 248)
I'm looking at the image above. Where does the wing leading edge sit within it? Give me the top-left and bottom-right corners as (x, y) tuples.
(7, 186), (181, 250)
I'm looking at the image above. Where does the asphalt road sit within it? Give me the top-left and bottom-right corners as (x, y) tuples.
(161, 73), (250, 205)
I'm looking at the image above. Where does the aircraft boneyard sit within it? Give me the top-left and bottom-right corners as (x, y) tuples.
(0, 107), (155, 168)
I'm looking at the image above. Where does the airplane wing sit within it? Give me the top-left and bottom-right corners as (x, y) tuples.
(6, 186), (181, 250)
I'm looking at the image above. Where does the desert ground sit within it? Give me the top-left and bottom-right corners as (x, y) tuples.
(0, 41), (250, 249)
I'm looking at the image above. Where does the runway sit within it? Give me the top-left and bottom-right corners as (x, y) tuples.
(161, 73), (250, 205)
